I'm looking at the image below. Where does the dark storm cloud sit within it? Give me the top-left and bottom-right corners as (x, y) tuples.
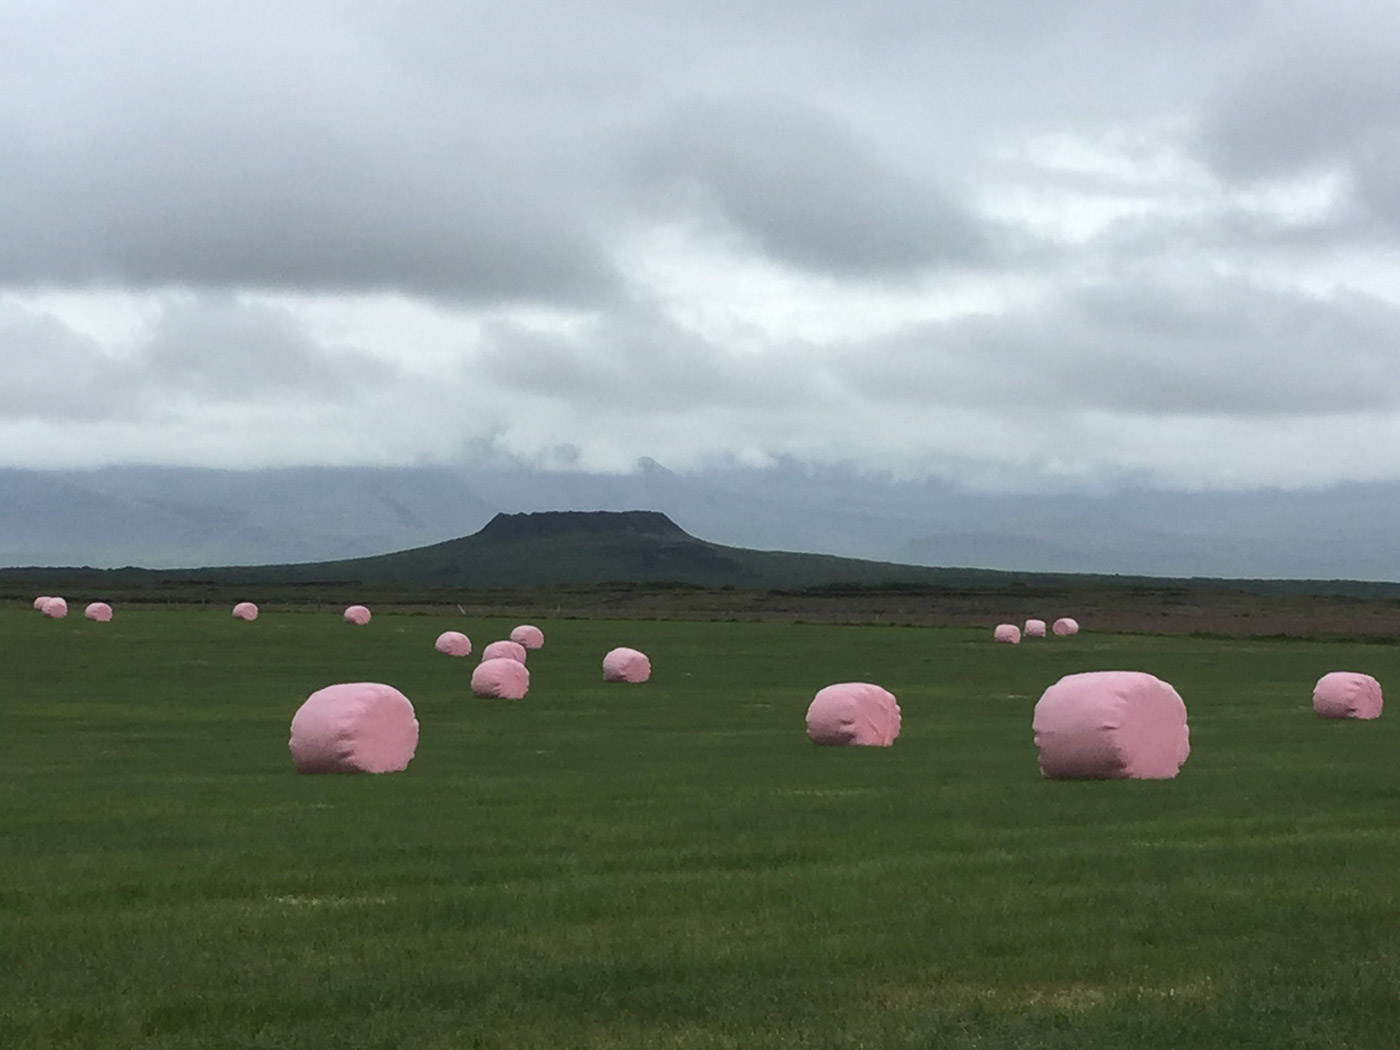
(629, 96), (992, 276)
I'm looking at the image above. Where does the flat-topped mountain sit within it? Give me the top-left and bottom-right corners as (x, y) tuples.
(4, 509), (1025, 590)
(475, 510), (694, 543)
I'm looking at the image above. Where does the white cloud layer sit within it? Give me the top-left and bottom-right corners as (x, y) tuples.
(3, 0), (1400, 494)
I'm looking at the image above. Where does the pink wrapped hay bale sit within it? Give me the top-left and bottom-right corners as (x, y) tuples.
(288, 682), (419, 774)
(510, 624), (545, 649)
(1024, 619), (1047, 638)
(1313, 672), (1382, 720)
(1033, 671), (1190, 780)
(84, 602), (113, 622)
(994, 623), (1020, 644)
(232, 602), (259, 621)
(343, 604), (372, 625)
(805, 682), (901, 747)
(33, 596), (52, 611)
(471, 657), (530, 700)
(482, 639), (527, 664)
(603, 647), (651, 683)
(435, 630), (473, 657)
(42, 597), (68, 619)
(1052, 618), (1079, 636)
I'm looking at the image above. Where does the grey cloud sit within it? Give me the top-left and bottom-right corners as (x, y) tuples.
(475, 302), (827, 411)
(0, 294), (395, 422)
(1197, 1), (1400, 241)
(1200, 4), (1400, 180)
(629, 96), (992, 276)
(0, 4), (616, 301)
(848, 279), (1400, 416)
(0, 304), (125, 419)
(139, 296), (395, 400)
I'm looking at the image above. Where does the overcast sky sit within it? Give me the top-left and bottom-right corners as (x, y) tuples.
(4, 0), (1400, 493)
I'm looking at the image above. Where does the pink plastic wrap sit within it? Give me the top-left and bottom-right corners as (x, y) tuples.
(471, 657), (530, 699)
(42, 597), (68, 619)
(1033, 671), (1190, 780)
(1052, 617), (1079, 636)
(482, 639), (527, 664)
(232, 602), (259, 621)
(33, 596), (52, 611)
(603, 647), (651, 683)
(84, 602), (113, 622)
(805, 683), (901, 746)
(510, 624), (545, 649)
(434, 630), (473, 657)
(288, 682), (419, 774)
(994, 623), (1021, 644)
(343, 605), (372, 625)
(1313, 672), (1383, 720)
(1024, 619), (1047, 637)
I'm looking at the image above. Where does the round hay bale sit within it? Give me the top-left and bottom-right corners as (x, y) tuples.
(434, 630), (473, 657)
(993, 623), (1020, 644)
(1024, 618), (1047, 637)
(1032, 670), (1190, 780)
(343, 605), (372, 625)
(471, 657), (530, 700)
(288, 682), (419, 774)
(1313, 672), (1382, 720)
(33, 595), (52, 611)
(805, 682), (901, 747)
(510, 624), (545, 649)
(482, 639), (527, 664)
(232, 602), (259, 621)
(1052, 617), (1079, 636)
(42, 597), (68, 619)
(603, 647), (651, 683)
(84, 602), (113, 622)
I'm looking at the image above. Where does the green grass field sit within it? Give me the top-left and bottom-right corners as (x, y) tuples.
(4, 607), (1400, 1049)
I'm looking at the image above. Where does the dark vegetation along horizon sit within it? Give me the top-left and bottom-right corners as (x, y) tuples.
(7, 510), (1400, 639)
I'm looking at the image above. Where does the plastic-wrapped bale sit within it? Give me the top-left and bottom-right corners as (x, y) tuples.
(434, 631), (472, 657)
(1032, 671), (1190, 780)
(603, 647), (651, 683)
(805, 683), (901, 747)
(343, 605), (372, 626)
(994, 623), (1021, 644)
(42, 597), (68, 619)
(1024, 619), (1047, 638)
(471, 657), (530, 700)
(1313, 672), (1382, 720)
(33, 596), (52, 612)
(482, 639), (527, 664)
(1052, 617), (1079, 636)
(510, 624), (545, 649)
(232, 602), (259, 621)
(84, 602), (113, 622)
(288, 682), (419, 774)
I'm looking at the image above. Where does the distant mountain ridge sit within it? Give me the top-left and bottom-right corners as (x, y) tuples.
(9, 509), (1400, 600)
(5, 461), (1400, 582)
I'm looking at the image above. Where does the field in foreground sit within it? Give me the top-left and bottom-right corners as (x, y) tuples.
(3, 608), (1400, 1049)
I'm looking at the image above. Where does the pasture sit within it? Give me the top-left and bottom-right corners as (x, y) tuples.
(3, 607), (1399, 1048)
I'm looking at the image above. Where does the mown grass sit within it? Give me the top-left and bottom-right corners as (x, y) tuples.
(3, 608), (1400, 1048)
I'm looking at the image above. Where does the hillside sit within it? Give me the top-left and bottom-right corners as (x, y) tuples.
(180, 510), (1031, 589)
